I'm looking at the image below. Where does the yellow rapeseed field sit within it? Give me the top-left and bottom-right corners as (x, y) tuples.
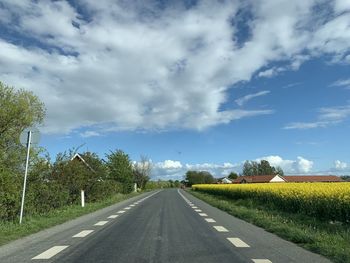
(192, 183), (350, 223)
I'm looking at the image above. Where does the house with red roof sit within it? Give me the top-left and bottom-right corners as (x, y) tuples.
(233, 174), (344, 184)
(283, 175), (344, 183)
(233, 175), (286, 184)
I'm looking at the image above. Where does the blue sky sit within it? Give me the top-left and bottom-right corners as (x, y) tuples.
(1, 0), (350, 179)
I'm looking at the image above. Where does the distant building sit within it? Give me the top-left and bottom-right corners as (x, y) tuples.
(232, 174), (344, 184)
(217, 177), (232, 184)
(71, 153), (95, 172)
(283, 175), (344, 183)
(233, 175), (285, 184)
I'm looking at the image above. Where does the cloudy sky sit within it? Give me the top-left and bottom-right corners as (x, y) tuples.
(1, 0), (350, 179)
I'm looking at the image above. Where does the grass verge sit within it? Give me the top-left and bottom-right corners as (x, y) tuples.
(189, 190), (350, 263)
(0, 192), (141, 246)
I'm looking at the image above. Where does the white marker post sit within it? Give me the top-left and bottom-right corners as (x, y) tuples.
(81, 190), (85, 207)
(19, 131), (32, 224)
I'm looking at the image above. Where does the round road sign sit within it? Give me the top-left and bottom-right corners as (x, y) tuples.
(20, 127), (40, 147)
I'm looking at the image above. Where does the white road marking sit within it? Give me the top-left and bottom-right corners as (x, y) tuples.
(108, 215), (119, 219)
(213, 226), (229, 232)
(94, 221), (108, 226)
(194, 209), (202, 212)
(192, 206), (198, 209)
(199, 213), (208, 217)
(205, 218), (216, 223)
(227, 237), (250, 247)
(117, 210), (126, 214)
(130, 204), (135, 207)
(73, 230), (94, 238)
(124, 207), (131, 210)
(252, 260), (272, 263)
(32, 246), (68, 259)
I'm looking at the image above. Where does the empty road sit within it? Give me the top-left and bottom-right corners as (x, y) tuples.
(0, 189), (331, 263)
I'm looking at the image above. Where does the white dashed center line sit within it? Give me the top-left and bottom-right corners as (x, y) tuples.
(227, 237), (250, 247)
(213, 226), (229, 232)
(124, 207), (131, 210)
(198, 213), (208, 217)
(108, 215), (119, 219)
(130, 204), (135, 207)
(192, 206), (198, 209)
(73, 230), (94, 238)
(94, 221), (108, 226)
(194, 209), (202, 212)
(32, 246), (69, 259)
(252, 260), (272, 263)
(205, 218), (216, 223)
(117, 210), (126, 214)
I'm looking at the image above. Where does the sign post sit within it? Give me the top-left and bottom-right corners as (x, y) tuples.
(19, 131), (32, 224)
(81, 190), (85, 207)
(19, 127), (40, 224)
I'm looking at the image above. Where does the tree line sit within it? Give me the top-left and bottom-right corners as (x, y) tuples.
(184, 160), (284, 186)
(0, 81), (152, 222)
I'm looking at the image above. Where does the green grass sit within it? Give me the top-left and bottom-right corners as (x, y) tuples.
(189, 190), (350, 263)
(0, 192), (141, 246)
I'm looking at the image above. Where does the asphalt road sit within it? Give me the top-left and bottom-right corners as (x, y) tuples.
(0, 189), (331, 263)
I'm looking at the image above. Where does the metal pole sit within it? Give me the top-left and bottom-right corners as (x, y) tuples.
(19, 131), (32, 224)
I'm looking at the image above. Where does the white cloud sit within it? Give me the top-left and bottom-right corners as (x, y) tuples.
(330, 78), (350, 89)
(0, 1), (350, 134)
(258, 68), (277, 78)
(80, 130), (101, 138)
(156, 160), (183, 169)
(334, 0), (350, 14)
(151, 155), (317, 180)
(151, 160), (240, 180)
(284, 104), (350, 129)
(335, 160), (348, 170)
(256, 155), (313, 174)
(284, 121), (332, 130)
(235, 90), (270, 106)
(297, 156), (314, 173)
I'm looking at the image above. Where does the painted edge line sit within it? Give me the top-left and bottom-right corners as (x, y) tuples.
(227, 237), (250, 248)
(213, 226), (229, 232)
(94, 221), (108, 226)
(73, 230), (94, 238)
(32, 246), (69, 259)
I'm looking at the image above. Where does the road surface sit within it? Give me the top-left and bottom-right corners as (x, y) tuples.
(0, 189), (331, 263)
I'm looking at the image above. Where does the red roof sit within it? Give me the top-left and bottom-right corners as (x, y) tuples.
(283, 175), (343, 182)
(233, 175), (283, 183)
(233, 175), (344, 184)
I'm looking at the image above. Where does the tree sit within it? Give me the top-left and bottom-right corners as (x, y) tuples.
(242, 160), (284, 176)
(242, 161), (259, 176)
(0, 81), (46, 220)
(0, 81), (45, 172)
(133, 155), (151, 189)
(258, 160), (276, 175)
(275, 166), (284, 176)
(228, 172), (238, 180)
(185, 170), (215, 186)
(51, 150), (94, 203)
(106, 150), (134, 193)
